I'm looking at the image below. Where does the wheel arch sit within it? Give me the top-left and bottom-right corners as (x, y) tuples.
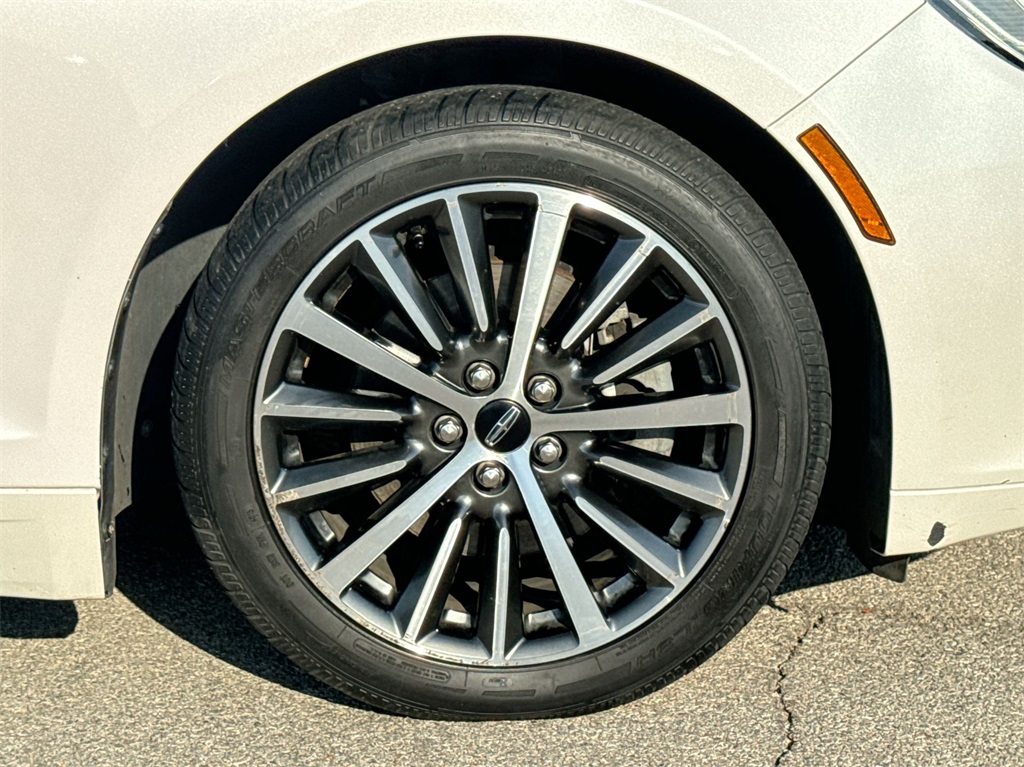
(103, 36), (892, 565)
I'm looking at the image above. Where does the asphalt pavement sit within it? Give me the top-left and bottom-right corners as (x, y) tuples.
(1, 501), (1021, 767)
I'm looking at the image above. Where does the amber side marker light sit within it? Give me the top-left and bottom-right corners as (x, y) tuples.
(798, 124), (895, 245)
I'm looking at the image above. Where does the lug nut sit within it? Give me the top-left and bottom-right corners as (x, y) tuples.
(532, 435), (565, 466)
(465, 361), (498, 392)
(433, 414), (464, 445)
(527, 374), (559, 405)
(474, 461), (507, 491)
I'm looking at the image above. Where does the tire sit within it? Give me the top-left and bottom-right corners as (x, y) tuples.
(172, 86), (830, 719)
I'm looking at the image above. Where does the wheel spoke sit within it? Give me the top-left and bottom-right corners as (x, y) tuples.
(316, 443), (486, 593)
(588, 446), (730, 510)
(261, 383), (407, 424)
(478, 518), (521, 663)
(542, 390), (747, 433)
(359, 234), (450, 352)
(499, 199), (573, 395)
(506, 451), (609, 642)
(559, 235), (652, 351)
(393, 504), (470, 643)
(586, 298), (715, 385)
(272, 446), (418, 508)
(278, 299), (467, 413)
(438, 195), (496, 334)
(565, 482), (683, 583)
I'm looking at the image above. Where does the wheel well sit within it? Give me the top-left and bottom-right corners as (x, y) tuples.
(110, 36), (892, 558)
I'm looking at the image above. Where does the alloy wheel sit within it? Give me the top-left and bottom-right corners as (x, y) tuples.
(253, 182), (752, 666)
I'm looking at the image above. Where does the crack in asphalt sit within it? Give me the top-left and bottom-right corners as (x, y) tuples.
(772, 612), (829, 766)
(766, 598), (791, 614)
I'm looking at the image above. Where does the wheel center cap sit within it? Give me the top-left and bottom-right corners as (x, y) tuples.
(475, 400), (531, 452)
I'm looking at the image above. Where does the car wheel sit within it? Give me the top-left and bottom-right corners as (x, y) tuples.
(172, 86), (830, 719)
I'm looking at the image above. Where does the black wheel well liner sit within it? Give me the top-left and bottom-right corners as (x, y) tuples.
(103, 36), (892, 564)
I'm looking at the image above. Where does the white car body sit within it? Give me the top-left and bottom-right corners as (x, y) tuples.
(1, 0), (1021, 599)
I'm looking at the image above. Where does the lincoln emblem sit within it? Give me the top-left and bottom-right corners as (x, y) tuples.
(484, 405), (522, 448)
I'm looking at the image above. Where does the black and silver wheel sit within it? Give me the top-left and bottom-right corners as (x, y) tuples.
(173, 87), (829, 718)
